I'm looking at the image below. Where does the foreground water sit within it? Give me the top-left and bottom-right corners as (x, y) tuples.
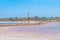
(0, 22), (60, 35)
(0, 22), (60, 40)
(9, 22), (60, 36)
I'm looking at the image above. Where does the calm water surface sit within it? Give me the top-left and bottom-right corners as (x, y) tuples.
(10, 22), (60, 35)
(0, 22), (60, 35)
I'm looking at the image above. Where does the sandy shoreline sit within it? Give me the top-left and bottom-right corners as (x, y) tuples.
(0, 31), (60, 40)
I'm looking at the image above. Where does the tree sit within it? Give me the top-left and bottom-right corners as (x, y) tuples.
(34, 16), (39, 19)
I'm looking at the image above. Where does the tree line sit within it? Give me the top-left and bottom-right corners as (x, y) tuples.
(0, 16), (60, 22)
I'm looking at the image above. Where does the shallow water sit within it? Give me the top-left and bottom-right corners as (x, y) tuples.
(9, 22), (60, 36)
(0, 22), (60, 35)
(0, 21), (21, 24)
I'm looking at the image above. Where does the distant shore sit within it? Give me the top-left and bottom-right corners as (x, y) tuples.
(0, 21), (52, 27)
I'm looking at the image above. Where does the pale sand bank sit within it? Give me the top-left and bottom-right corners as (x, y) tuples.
(0, 32), (60, 40)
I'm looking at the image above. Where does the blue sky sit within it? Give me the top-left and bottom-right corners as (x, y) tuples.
(0, 0), (60, 18)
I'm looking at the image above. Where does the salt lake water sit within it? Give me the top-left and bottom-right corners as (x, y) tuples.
(9, 22), (60, 36)
(0, 22), (60, 35)
(0, 21), (21, 24)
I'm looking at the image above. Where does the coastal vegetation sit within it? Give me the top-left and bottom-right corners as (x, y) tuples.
(0, 17), (60, 22)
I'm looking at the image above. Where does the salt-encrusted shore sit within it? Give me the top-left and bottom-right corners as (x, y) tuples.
(0, 29), (60, 40)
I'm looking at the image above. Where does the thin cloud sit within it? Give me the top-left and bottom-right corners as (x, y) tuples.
(50, 0), (60, 3)
(33, 0), (60, 3)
